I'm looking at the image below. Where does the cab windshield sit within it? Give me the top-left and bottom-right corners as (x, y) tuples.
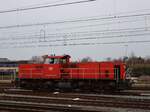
(44, 58), (67, 64)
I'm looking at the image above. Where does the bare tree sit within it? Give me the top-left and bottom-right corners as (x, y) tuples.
(30, 56), (44, 63)
(106, 57), (111, 61)
(81, 57), (92, 62)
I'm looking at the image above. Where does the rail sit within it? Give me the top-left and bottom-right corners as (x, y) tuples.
(0, 93), (149, 111)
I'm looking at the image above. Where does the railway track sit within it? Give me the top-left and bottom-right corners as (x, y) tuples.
(0, 82), (14, 93)
(0, 100), (103, 112)
(0, 82), (150, 111)
(3, 87), (150, 97)
(0, 93), (150, 111)
(0, 81), (150, 96)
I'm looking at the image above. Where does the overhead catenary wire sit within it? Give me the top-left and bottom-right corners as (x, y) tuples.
(1, 32), (150, 46)
(0, 26), (150, 41)
(20, 0), (69, 9)
(65, 40), (150, 46)
(55, 18), (144, 31)
(0, 0), (96, 14)
(85, 8), (150, 19)
(1, 31), (150, 49)
(0, 1), (150, 49)
(1, 40), (150, 49)
(40, 32), (150, 42)
(0, 12), (148, 30)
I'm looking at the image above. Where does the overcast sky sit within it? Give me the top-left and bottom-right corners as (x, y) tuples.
(0, 0), (150, 61)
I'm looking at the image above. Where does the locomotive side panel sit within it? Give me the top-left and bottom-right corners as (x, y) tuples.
(99, 62), (114, 80)
(76, 62), (100, 79)
(19, 64), (61, 79)
(19, 64), (43, 79)
(42, 64), (61, 79)
(62, 62), (116, 80)
(61, 68), (79, 79)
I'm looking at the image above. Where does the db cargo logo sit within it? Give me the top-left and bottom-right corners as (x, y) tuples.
(49, 67), (53, 71)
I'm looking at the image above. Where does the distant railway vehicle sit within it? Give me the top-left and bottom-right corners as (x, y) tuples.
(0, 61), (28, 80)
(15, 55), (131, 90)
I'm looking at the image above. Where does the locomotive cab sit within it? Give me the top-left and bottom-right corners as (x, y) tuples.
(43, 55), (70, 64)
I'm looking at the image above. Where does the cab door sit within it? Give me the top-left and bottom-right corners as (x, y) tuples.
(114, 65), (121, 82)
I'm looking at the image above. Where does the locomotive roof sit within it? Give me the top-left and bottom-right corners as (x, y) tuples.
(47, 55), (71, 59)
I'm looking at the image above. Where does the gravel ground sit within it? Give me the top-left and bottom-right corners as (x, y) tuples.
(91, 106), (150, 112)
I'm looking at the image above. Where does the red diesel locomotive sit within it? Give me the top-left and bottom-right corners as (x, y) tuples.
(16, 55), (130, 90)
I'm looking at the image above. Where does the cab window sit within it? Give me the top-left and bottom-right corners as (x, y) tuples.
(60, 58), (67, 64)
(45, 58), (67, 64)
(45, 58), (54, 64)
